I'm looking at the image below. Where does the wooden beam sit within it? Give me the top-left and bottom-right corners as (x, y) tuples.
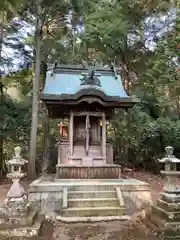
(73, 111), (103, 117)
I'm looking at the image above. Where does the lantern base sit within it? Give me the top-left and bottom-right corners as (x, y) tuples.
(0, 146), (44, 237)
(0, 197), (44, 237)
(0, 193), (44, 236)
(151, 191), (180, 239)
(0, 209), (44, 238)
(4, 195), (31, 217)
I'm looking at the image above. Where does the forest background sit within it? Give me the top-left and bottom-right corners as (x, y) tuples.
(0, 0), (179, 179)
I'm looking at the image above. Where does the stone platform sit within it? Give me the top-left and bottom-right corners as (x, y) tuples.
(28, 175), (151, 222)
(0, 210), (44, 238)
(56, 164), (121, 179)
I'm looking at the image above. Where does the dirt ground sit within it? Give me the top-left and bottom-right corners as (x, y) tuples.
(0, 171), (164, 240)
(49, 219), (159, 240)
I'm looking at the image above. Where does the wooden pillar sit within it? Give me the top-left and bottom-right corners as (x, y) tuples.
(97, 118), (101, 142)
(69, 111), (74, 157)
(102, 112), (106, 160)
(85, 113), (90, 156)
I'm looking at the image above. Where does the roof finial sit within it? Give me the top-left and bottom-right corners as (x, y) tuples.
(111, 57), (118, 79)
(80, 67), (101, 87)
(51, 61), (58, 76)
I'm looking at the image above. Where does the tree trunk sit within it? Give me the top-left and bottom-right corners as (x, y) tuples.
(28, 5), (42, 179)
(0, 82), (4, 177)
(121, 63), (131, 94)
(42, 107), (50, 173)
(0, 11), (5, 177)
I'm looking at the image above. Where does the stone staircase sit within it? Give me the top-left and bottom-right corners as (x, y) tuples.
(58, 185), (126, 221)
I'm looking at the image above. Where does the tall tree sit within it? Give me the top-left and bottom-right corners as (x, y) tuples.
(0, 10), (5, 177)
(28, 0), (42, 179)
(27, 0), (75, 178)
(82, 0), (174, 92)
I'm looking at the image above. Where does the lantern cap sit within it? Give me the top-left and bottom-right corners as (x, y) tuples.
(158, 157), (180, 163)
(165, 146), (174, 155)
(7, 146), (28, 165)
(158, 146), (180, 163)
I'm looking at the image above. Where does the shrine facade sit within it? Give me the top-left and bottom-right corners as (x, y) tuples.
(41, 64), (137, 178)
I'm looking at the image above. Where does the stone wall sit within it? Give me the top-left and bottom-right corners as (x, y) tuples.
(58, 142), (69, 164)
(28, 189), (63, 216)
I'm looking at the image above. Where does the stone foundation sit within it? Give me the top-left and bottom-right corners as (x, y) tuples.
(28, 175), (151, 220)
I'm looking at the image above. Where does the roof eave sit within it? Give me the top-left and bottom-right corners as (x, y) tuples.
(41, 93), (139, 108)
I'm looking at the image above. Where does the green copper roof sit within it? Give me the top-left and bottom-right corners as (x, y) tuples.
(42, 65), (135, 104)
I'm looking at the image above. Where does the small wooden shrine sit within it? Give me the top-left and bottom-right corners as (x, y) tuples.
(29, 64), (150, 221)
(41, 64), (137, 179)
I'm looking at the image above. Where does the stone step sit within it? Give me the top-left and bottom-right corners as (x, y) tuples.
(152, 205), (180, 222)
(157, 199), (179, 212)
(61, 207), (124, 217)
(68, 190), (116, 199)
(68, 198), (119, 208)
(161, 192), (180, 203)
(56, 215), (130, 222)
(69, 185), (115, 191)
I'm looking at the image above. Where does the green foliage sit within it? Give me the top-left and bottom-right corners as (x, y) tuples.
(1, 0), (180, 174)
(1, 94), (31, 159)
(111, 105), (180, 171)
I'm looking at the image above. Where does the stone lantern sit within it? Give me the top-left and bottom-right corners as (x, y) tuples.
(152, 146), (180, 239)
(158, 146), (180, 193)
(3, 146), (31, 222)
(0, 146), (44, 237)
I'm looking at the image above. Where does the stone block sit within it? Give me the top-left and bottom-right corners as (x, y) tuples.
(0, 210), (37, 230)
(4, 196), (31, 217)
(0, 213), (44, 238)
(161, 193), (180, 203)
(28, 192), (41, 202)
(164, 226), (180, 237)
(157, 199), (180, 212)
(152, 205), (180, 221)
